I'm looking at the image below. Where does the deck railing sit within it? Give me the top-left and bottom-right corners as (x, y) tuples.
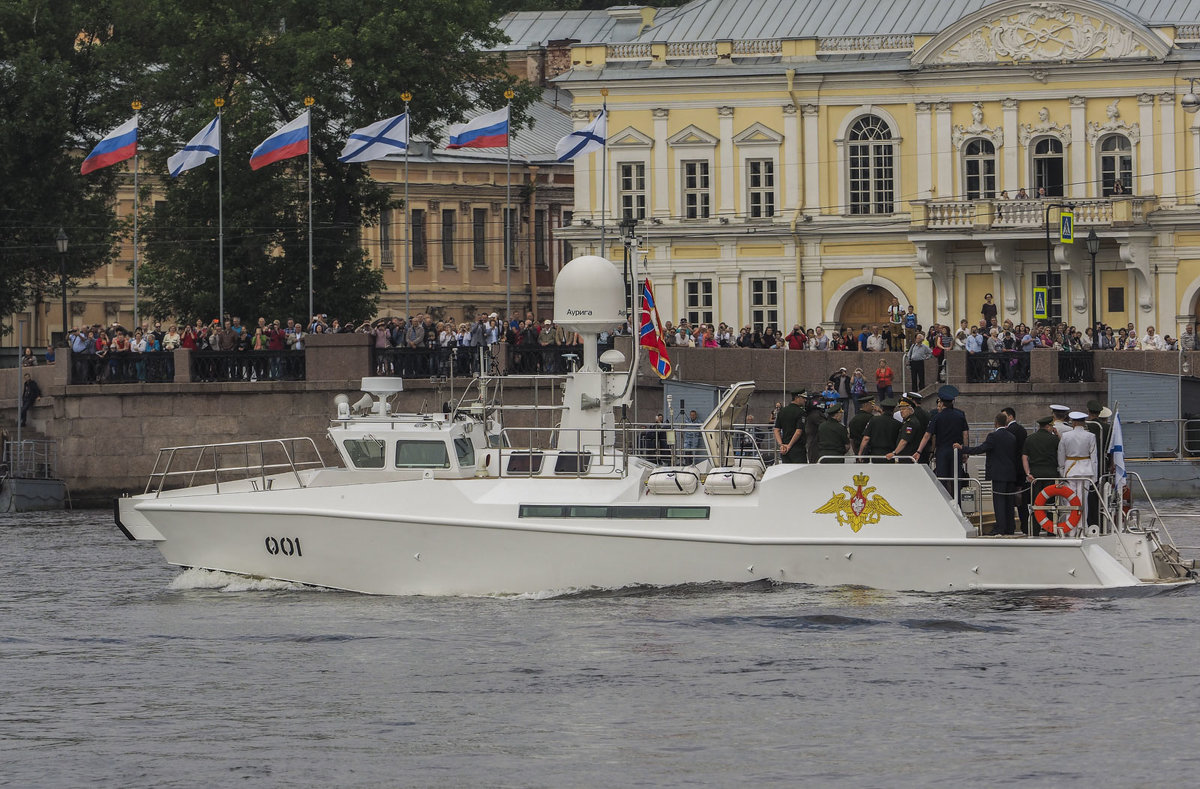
(145, 437), (326, 496)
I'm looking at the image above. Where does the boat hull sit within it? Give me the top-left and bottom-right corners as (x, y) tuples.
(126, 499), (1169, 595)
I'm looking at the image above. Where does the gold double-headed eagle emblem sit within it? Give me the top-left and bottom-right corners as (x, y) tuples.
(814, 473), (901, 532)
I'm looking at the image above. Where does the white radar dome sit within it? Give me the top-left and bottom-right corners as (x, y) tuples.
(553, 255), (626, 334)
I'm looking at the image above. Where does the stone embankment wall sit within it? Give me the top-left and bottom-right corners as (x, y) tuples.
(2, 331), (1194, 506)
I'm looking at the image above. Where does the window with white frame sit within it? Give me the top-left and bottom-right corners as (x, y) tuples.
(682, 160), (711, 219)
(1033, 137), (1065, 197)
(1099, 135), (1132, 196)
(750, 278), (778, 331)
(746, 159), (775, 218)
(619, 162), (646, 220)
(848, 115), (894, 214)
(963, 138), (996, 200)
(684, 279), (713, 326)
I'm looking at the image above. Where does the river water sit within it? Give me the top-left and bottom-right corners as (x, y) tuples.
(2, 507), (1199, 788)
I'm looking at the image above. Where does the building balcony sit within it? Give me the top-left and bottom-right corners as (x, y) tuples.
(910, 196), (1156, 233)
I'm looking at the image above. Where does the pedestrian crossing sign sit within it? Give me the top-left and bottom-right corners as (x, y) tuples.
(1059, 210), (1074, 244)
(1033, 286), (1048, 320)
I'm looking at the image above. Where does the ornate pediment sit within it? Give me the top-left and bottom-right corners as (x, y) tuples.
(912, 0), (1170, 67)
(952, 102), (1004, 149)
(667, 125), (718, 148)
(1086, 98), (1141, 147)
(732, 122), (783, 146)
(609, 126), (653, 148)
(1018, 106), (1070, 147)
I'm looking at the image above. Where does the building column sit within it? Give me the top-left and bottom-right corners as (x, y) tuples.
(718, 106), (735, 219)
(1069, 96), (1086, 198)
(782, 104), (799, 213)
(1156, 256), (1177, 336)
(1138, 93), (1155, 196)
(935, 102), (952, 199)
(1002, 99), (1019, 193)
(571, 109), (594, 221)
(1160, 92), (1177, 204)
(915, 102), (933, 199)
(717, 243), (738, 326)
(649, 243), (674, 321)
(801, 245), (822, 329)
(652, 108), (670, 220)
(802, 104), (820, 216)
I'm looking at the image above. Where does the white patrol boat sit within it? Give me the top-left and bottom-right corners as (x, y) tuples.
(115, 255), (1196, 595)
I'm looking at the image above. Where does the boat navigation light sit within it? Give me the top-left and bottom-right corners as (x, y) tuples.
(334, 394), (351, 419)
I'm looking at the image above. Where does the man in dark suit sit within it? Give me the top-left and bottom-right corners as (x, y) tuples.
(958, 412), (1020, 536)
(1002, 407), (1028, 532)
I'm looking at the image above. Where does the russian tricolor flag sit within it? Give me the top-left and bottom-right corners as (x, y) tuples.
(80, 117), (138, 175)
(446, 107), (508, 149)
(250, 111), (310, 170)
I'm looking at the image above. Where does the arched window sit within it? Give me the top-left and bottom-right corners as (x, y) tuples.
(1099, 135), (1132, 196)
(963, 138), (996, 200)
(1032, 137), (1064, 197)
(848, 115), (894, 214)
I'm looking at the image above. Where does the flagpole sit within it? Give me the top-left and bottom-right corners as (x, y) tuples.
(402, 92), (412, 320)
(600, 88), (608, 258)
(504, 89), (514, 323)
(132, 100), (142, 331)
(215, 98), (225, 321)
(304, 98), (315, 322)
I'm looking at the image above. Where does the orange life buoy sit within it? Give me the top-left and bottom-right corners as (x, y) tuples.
(1032, 484), (1083, 535)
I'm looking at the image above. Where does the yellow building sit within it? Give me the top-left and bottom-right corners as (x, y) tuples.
(553, 0), (1200, 338)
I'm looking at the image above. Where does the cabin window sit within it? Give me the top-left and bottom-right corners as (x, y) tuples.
(518, 504), (711, 519)
(343, 438), (385, 469)
(395, 440), (450, 468)
(554, 452), (592, 474)
(454, 437), (476, 467)
(506, 451), (544, 475)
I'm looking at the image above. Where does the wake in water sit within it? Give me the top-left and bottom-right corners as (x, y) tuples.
(168, 567), (324, 593)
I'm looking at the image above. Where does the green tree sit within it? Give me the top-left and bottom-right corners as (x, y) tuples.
(131, 0), (538, 324)
(0, 1), (129, 335)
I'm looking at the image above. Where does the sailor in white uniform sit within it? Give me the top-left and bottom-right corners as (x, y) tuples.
(1050, 403), (1072, 437)
(1057, 410), (1098, 527)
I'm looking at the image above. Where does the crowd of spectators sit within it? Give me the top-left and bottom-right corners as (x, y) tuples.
(31, 294), (1197, 380)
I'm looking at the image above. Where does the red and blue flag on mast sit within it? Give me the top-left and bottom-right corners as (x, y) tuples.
(639, 278), (671, 379)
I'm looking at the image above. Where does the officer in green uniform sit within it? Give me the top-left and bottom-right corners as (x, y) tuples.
(886, 397), (923, 462)
(816, 403), (850, 462)
(860, 398), (901, 461)
(1022, 415), (1061, 535)
(904, 392), (930, 445)
(848, 395), (875, 457)
(772, 389), (808, 464)
(804, 396), (825, 464)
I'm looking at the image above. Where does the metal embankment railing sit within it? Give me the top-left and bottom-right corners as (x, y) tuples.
(145, 437), (326, 497)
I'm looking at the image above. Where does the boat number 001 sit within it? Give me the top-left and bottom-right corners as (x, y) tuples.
(265, 537), (303, 557)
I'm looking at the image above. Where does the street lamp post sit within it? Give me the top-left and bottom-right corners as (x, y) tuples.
(55, 227), (68, 345)
(1086, 229), (1100, 343)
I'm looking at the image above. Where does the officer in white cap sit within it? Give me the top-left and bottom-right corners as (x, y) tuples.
(1049, 404), (1072, 437)
(1057, 410), (1098, 527)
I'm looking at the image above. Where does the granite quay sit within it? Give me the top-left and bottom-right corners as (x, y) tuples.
(4, 333), (1196, 505)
